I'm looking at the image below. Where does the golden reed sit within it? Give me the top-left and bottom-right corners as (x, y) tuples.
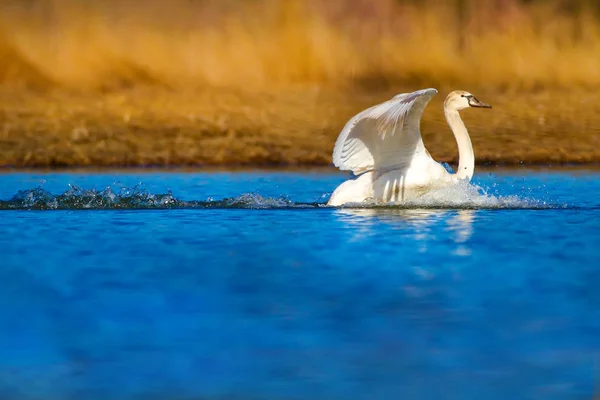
(2, 0), (600, 168)
(1, 0), (600, 91)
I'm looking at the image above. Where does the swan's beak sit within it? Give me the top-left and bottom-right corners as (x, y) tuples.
(469, 97), (492, 109)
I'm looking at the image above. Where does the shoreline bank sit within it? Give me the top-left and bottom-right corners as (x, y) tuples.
(1, 87), (599, 169)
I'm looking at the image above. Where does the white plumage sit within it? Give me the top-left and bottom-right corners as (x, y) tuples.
(327, 88), (491, 206)
(332, 88), (437, 176)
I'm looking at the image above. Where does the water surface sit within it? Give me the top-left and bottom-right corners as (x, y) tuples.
(0, 168), (599, 400)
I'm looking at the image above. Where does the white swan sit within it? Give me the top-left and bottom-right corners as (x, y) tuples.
(326, 88), (491, 206)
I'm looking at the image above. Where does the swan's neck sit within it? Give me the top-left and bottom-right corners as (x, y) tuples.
(444, 108), (474, 181)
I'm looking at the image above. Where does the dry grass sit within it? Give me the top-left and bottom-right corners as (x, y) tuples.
(1, 86), (600, 168)
(1, 0), (600, 90)
(1, 0), (600, 167)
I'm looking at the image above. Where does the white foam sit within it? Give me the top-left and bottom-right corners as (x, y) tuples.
(337, 181), (550, 209)
(222, 193), (293, 208)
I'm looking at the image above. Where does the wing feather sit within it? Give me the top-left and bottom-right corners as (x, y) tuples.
(332, 88), (437, 175)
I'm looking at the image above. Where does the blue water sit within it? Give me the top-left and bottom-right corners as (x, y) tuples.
(0, 168), (599, 400)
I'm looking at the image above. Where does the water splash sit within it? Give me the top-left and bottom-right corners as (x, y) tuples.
(221, 193), (294, 208)
(334, 180), (560, 210)
(0, 184), (320, 210)
(2, 184), (182, 210)
(0, 181), (560, 211)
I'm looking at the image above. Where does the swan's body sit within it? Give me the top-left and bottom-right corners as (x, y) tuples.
(327, 88), (491, 206)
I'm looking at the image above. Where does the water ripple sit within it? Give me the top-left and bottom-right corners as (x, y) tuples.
(0, 182), (566, 211)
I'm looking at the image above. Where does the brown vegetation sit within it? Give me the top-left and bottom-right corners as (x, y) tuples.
(0, 0), (600, 167)
(2, 86), (600, 168)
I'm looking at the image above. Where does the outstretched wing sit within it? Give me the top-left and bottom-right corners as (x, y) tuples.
(332, 88), (437, 175)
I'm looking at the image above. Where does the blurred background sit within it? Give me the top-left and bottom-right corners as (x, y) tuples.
(2, 0), (600, 89)
(1, 0), (600, 167)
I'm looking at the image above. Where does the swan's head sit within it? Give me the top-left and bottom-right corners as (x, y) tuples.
(445, 90), (492, 111)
